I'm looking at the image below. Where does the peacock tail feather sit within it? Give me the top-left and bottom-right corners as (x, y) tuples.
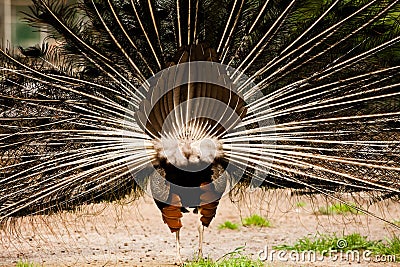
(0, 0), (400, 227)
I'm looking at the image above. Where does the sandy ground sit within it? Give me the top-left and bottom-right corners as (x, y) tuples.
(1, 189), (400, 267)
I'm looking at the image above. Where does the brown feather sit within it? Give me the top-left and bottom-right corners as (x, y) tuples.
(161, 193), (183, 233)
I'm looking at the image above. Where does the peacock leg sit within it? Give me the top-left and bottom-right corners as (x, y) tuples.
(175, 230), (183, 265)
(197, 210), (204, 259)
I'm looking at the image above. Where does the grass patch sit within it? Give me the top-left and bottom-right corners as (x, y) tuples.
(296, 201), (307, 208)
(317, 203), (359, 215)
(392, 220), (400, 226)
(218, 221), (239, 230)
(274, 233), (373, 253)
(184, 256), (263, 267)
(184, 246), (263, 267)
(16, 261), (40, 267)
(372, 236), (400, 256)
(242, 214), (271, 227)
(274, 233), (400, 259)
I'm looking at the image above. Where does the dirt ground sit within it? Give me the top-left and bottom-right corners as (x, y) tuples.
(1, 189), (400, 267)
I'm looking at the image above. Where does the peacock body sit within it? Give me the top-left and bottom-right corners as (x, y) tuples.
(1, 0), (400, 264)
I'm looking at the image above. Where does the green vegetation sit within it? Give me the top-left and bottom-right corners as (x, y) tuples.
(373, 236), (400, 257)
(16, 261), (40, 267)
(185, 247), (263, 267)
(317, 203), (359, 215)
(218, 221), (239, 230)
(274, 233), (400, 259)
(274, 233), (373, 253)
(184, 256), (263, 267)
(242, 214), (271, 227)
(392, 220), (400, 226)
(296, 201), (307, 208)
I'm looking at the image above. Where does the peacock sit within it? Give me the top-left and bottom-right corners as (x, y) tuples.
(1, 0), (400, 264)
